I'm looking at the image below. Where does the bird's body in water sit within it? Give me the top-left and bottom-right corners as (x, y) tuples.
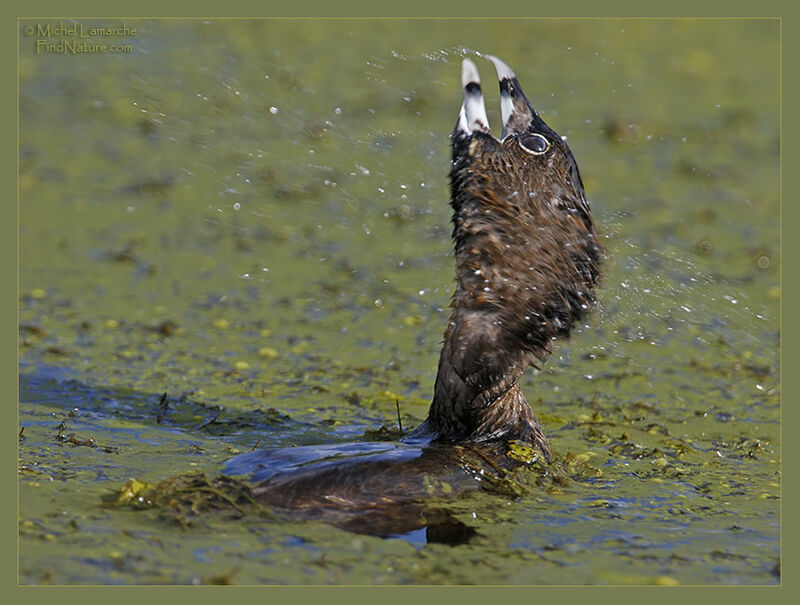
(225, 56), (602, 540)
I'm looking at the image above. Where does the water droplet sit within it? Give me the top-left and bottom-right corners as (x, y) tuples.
(268, 106), (279, 114)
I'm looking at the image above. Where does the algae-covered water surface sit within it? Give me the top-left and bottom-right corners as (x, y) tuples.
(18, 19), (779, 585)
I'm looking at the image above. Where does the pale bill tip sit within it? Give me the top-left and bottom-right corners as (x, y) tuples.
(461, 58), (481, 88)
(485, 54), (516, 82)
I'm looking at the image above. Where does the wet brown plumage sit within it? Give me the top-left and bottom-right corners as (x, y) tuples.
(415, 56), (602, 459)
(225, 55), (602, 537)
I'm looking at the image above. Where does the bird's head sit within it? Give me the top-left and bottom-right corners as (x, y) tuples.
(447, 55), (601, 352)
(451, 55), (591, 230)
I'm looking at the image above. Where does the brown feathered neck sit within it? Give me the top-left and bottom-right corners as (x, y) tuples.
(415, 57), (602, 460)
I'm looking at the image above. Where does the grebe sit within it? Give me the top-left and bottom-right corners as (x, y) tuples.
(224, 55), (602, 539)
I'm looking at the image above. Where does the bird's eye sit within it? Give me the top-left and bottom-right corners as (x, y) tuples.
(519, 133), (550, 154)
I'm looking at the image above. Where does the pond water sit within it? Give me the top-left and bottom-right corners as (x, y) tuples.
(19, 19), (779, 585)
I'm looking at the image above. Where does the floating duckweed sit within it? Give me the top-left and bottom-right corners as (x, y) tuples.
(31, 288), (47, 299)
(105, 319), (119, 329)
(507, 441), (539, 464)
(653, 576), (680, 586)
(421, 475), (456, 497)
(361, 425), (403, 441)
(112, 478), (153, 507)
(213, 318), (230, 330)
(106, 472), (277, 521)
(234, 361), (250, 371)
(258, 347), (279, 359)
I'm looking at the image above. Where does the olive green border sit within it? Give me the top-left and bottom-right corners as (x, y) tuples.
(5, 0), (792, 603)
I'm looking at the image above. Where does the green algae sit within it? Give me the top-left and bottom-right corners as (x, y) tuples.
(106, 472), (278, 524)
(19, 19), (779, 584)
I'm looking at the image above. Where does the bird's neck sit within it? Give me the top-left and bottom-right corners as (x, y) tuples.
(418, 146), (597, 460)
(422, 303), (551, 459)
